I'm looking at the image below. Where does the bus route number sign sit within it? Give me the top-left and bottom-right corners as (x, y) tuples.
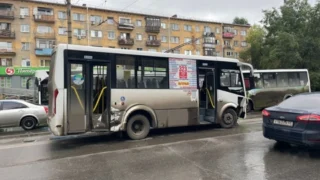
(179, 65), (187, 79)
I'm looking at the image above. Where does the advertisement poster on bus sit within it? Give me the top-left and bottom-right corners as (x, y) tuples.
(169, 58), (197, 89)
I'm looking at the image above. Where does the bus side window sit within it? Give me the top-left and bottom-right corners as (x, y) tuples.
(276, 72), (289, 87)
(299, 72), (308, 86)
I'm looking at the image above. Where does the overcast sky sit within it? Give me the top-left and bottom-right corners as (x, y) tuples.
(47, 0), (317, 24)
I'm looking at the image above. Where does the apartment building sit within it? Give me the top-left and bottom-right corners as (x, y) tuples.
(0, 0), (250, 69)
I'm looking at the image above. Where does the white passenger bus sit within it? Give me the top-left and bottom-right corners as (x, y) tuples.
(47, 44), (255, 140)
(243, 69), (311, 111)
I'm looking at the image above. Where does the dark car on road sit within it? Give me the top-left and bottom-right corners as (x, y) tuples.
(262, 92), (320, 147)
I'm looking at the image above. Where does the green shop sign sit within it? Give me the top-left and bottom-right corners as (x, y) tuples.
(0, 67), (49, 76)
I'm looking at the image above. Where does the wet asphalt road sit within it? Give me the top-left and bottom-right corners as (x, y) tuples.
(1, 118), (320, 180)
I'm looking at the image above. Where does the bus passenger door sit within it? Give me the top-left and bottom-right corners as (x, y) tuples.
(67, 63), (87, 134)
(89, 63), (111, 131)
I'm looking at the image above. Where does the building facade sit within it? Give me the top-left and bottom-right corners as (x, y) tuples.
(0, 0), (250, 70)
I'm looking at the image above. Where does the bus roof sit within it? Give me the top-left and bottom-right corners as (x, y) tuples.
(242, 69), (309, 73)
(57, 44), (240, 63)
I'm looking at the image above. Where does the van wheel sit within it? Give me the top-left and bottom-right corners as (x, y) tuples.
(220, 108), (237, 129)
(21, 117), (37, 130)
(126, 115), (150, 140)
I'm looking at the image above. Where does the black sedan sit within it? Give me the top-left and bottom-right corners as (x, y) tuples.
(262, 92), (320, 147)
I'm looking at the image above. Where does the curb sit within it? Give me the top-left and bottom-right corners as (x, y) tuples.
(0, 131), (51, 140)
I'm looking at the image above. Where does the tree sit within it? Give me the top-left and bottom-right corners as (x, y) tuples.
(233, 17), (249, 25)
(257, 0), (320, 91)
(239, 25), (266, 68)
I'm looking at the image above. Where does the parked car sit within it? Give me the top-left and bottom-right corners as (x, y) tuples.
(262, 92), (320, 147)
(0, 99), (48, 130)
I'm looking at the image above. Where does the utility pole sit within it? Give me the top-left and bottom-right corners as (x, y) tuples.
(66, 0), (72, 44)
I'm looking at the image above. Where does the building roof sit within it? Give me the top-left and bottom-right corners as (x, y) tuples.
(16, 0), (251, 27)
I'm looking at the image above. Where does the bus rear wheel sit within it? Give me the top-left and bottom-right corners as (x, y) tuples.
(220, 108), (237, 129)
(126, 115), (150, 140)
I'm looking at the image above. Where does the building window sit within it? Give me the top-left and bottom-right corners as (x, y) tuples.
(91, 30), (102, 38)
(241, 41), (247, 47)
(40, 60), (50, 67)
(184, 37), (191, 43)
(137, 48), (143, 51)
(196, 39), (201, 44)
(20, 7), (29, 16)
(171, 24), (179, 31)
(234, 41), (238, 46)
(21, 77), (32, 88)
(204, 26), (211, 33)
(185, 50), (192, 55)
(74, 29), (86, 36)
(120, 47), (130, 50)
(170, 36), (180, 43)
(58, 11), (67, 19)
(184, 25), (192, 31)
(196, 50), (200, 55)
(37, 26), (52, 33)
(161, 23), (166, 29)
(58, 27), (67, 35)
(216, 28), (220, 34)
(36, 39), (54, 49)
(234, 52), (239, 58)
(0, 77), (12, 88)
(108, 31), (115, 39)
(136, 33), (142, 41)
(90, 15), (102, 24)
(0, 42), (12, 51)
(21, 58), (30, 67)
(119, 17), (131, 24)
(224, 40), (230, 46)
(20, 25), (30, 33)
(233, 29), (238, 35)
(195, 26), (200, 32)
(107, 17), (114, 24)
(22, 42), (30, 51)
(226, 51), (234, 56)
(161, 36), (167, 42)
(73, 13), (85, 21)
(241, 30), (247, 36)
(216, 39), (220, 45)
(136, 20), (142, 27)
(0, 58), (12, 66)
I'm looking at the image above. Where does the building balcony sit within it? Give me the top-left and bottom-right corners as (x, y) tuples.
(34, 14), (55, 23)
(118, 37), (134, 45)
(118, 23), (134, 30)
(34, 31), (55, 39)
(203, 43), (216, 48)
(146, 39), (161, 47)
(0, 30), (15, 39)
(35, 48), (53, 56)
(223, 32), (235, 38)
(223, 45), (233, 49)
(0, 10), (14, 19)
(145, 26), (160, 33)
(0, 48), (15, 56)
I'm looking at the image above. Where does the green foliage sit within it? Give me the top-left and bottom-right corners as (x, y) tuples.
(233, 17), (249, 25)
(240, 0), (320, 91)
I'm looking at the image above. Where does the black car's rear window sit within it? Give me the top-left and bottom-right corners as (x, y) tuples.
(278, 94), (320, 109)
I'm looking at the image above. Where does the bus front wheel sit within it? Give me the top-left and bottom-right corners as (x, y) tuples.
(220, 108), (238, 129)
(126, 115), (150, 140)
